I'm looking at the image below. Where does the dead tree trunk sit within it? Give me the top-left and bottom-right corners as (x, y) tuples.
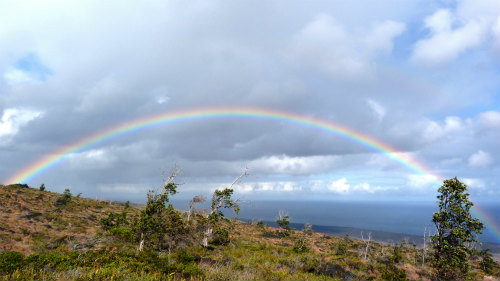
(361, 231), (372, 260)
(422, 226), (427, 267)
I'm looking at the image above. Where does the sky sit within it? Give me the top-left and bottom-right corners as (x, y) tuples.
(0, 0), (499, 204)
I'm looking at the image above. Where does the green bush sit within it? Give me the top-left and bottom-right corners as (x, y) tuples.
(479, 249), (496, 275)
(108, 227), (133, 240)
(293, 237), (309, 253)
(100, 211), (128, 230)
(381, 264), (408, 281)
(210, 226), (230, 246)
(54, 189), (72, 207)
(0, 251), (23, 274)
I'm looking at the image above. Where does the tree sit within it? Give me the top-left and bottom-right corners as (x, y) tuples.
(431, 177), (484, 281)
(203, 188), (240, 247)
(54, 189), (72, 206)
(202, 169), (246, 247)
(133, 167), (190, 253)
(276, 210), (291, 237)
(187, 195), (206, 221)
(39, 184), (45, 191)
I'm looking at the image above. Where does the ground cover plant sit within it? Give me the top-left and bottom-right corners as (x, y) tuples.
(0, 178), (498, 280)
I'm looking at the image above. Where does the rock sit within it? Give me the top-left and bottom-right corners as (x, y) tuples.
(46, 235), (71, 249)
(20, 212), (42, 219)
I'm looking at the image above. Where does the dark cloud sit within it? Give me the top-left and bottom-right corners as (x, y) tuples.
(0, 0), (498, 202)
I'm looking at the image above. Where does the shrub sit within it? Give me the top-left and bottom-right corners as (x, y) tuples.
(381, 264), (408, 281)
(100, 211), (128, 230)
(479, 249), (496, 275)
(54, 189), (72, 206)
(292, 237), (309, 253)
(39, 184), (45, 191)
(210, 226), (230, 246)
(0, 251), (23, 274)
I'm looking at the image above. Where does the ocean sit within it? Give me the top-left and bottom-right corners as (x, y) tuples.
(171, 199), (500, 248)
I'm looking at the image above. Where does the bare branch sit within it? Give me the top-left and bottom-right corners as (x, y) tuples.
(228, 167), (249, 189)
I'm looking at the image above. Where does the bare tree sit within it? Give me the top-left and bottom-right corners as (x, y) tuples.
(422, 225), (428, 267)
(188, 195), (206, 221)
(361, 231), (372, 260)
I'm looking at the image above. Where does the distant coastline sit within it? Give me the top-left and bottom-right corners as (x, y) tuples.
(240, 218), (500, 255)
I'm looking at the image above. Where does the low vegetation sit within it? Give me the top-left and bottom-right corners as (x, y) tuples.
(0, 176), (498, 281)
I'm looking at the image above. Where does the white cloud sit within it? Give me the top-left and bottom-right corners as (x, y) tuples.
(0, 108), (43, 139)
(363, 20), (406, 55)
(67, 148), (117, 169)
(249, 154), (340, 175)
(291, 14), (405, 77)
(156, 96), (170, 104)
(417, 116), (463, 142)
(366, 99), (386, 122)
(407, 174), (438, 189)
(3, 68), (35, 85)
(412, 9), (485, 66)
(462, 178), (485, 189)
(468, 150), (493, 167)
(474, 111), (500, 132)
(412, 0), (500, 66)
(327, 178), (350, 193)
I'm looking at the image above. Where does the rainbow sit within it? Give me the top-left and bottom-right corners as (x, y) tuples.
(5, 106), (499, 243)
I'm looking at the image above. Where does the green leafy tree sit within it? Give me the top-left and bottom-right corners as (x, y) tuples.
(39, 184), (45, 191)
(203, 188), (240, 247)
(431, 177), (484, 280)
(133, 181), (190, 252)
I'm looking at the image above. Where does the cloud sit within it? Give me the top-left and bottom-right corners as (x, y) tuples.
(412, 0), (500, 66)
(0, 1), (497, 202)
(327, 177), (350, 193)
(468, 150), (494, 167)
(66, 149), (117, 170)
(248, 154), (340, 175)
(290, 14), (405, 77)
(366, 99), (386, 122)
(0, 108), (43, 140)
(3, 53), (52, 85)
(462, 178), (485, 189)
(407, 174), (437, 190)
(412, 9), (485, 66)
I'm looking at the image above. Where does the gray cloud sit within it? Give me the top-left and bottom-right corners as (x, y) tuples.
(0, 0), (498, 202)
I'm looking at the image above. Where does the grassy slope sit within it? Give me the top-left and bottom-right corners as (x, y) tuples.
(0, 184), (498, 281)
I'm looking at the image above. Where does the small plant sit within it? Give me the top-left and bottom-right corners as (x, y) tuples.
(100, 211), (129, 230)
(381, 264), (408, 281)
(54, 189), (72, 207)
(303, 223), (314, 235)
(391, 241), (406, 264)
(276, 210), (291, 237)
(479, 249), (496, 275)
(0, 251), (23, 274)
(39, 184), (45, 191)
(124, 200), (130, 209)
(293, 237), (309, 253)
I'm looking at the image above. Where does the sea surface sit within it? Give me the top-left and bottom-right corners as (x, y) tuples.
(171, 199), (500, 248)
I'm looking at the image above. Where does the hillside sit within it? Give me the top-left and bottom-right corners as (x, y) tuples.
(0, 184), (498, 281)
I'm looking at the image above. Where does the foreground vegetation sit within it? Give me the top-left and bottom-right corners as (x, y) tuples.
(0, 177), (498, 281)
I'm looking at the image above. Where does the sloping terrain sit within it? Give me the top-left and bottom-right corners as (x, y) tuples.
(0, 184), (498, 281)
(0, 184), (138, 254)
